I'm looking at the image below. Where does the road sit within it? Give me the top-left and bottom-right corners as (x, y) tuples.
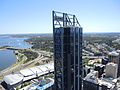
(0, 49), (52, 76)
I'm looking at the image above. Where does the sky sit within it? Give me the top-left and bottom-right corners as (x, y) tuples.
(0, 0), (120, 34)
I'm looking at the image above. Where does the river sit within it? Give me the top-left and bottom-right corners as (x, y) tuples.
(0, 35), (32, 71)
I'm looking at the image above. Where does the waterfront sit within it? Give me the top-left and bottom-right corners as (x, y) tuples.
(0, 35), (32, 70)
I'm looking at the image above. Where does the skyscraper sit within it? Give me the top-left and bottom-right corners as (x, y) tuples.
(53, 11), (83, 90)
(105, 62), (118, 78)
(116, 50), (120, 77)
(108, 51), (120, 77)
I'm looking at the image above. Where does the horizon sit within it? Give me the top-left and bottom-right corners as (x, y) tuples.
(0, 32), (120, 35)
(0, 0), (120, 34)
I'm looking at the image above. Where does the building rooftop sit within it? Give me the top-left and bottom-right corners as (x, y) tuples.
(109, 51), (119, 56)
(29, 67), (43, 74)
(3, 74), (23, 85)
(84, 70), (117, 89)
(84, 71), (99, 84)
(3, 62), (54, 85)
(20, 68), (35, 77)
(94, 63), (105, 68)
(107, 62), (118, 67)
(117, 50), (120, 53)
(98, 79), (115, 89)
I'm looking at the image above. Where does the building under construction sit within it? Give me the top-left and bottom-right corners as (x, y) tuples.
(53, 11), (83, 90)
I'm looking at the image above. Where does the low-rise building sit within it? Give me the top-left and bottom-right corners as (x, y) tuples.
(94, 64), (105, 78)
(1, 63), (54, 90)
(83, 71), (99, 90)
(83, 70), (117, 90)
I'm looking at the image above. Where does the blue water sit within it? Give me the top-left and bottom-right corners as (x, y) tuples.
(0, 35), (32, 70)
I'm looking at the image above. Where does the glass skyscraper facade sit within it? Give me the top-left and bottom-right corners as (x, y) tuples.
(53, 27), (82, 90)
(53, 11), (83, 90)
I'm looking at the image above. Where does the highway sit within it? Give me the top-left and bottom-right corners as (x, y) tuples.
(0, 49), (51, 76)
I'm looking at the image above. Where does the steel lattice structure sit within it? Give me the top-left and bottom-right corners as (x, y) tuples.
(53, 11), (81, 28)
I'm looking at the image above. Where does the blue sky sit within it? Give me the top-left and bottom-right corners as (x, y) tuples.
(0, 0), (120, 34)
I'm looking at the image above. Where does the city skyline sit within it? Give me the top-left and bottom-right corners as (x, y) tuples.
(0, 0), (120, 34)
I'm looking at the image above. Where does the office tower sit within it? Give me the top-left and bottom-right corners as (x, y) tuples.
(53, 11), (83, 90)
(117, 50), (120, 77)
(105, 62), (118, 78)
(108, 51), (120, 77)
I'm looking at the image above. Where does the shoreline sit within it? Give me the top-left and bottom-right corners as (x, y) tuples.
(0, 46), (11, 50)
(0, 49), (53, 79)
(0, 47), (31, 71)
(0, 36), (33, 72)
(0, 48), (42, 77)
(0, 36), (33, 78)
(0, 44), (32, 73)
(0, 36), (53, 80)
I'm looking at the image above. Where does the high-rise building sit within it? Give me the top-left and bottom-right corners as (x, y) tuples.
(105, 62), (118, 79)
(108, 51), (120, 77)
(116, 50), (120, 77)
(53, 11), (83, 90)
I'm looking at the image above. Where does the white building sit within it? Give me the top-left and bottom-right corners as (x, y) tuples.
(106, 63), (118, 79)
(2, 62), (54, 90)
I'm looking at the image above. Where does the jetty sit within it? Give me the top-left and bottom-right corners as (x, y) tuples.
(0, 46), (26, 50)
(5, 47), (26, 50)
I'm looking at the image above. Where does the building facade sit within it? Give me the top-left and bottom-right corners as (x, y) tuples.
(117, 50), (120, 77)
(108, 51), (120, 77)
(53, 11), (83, 90)
(105, 63), (118, 78)
(83, 71), (99, 90)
